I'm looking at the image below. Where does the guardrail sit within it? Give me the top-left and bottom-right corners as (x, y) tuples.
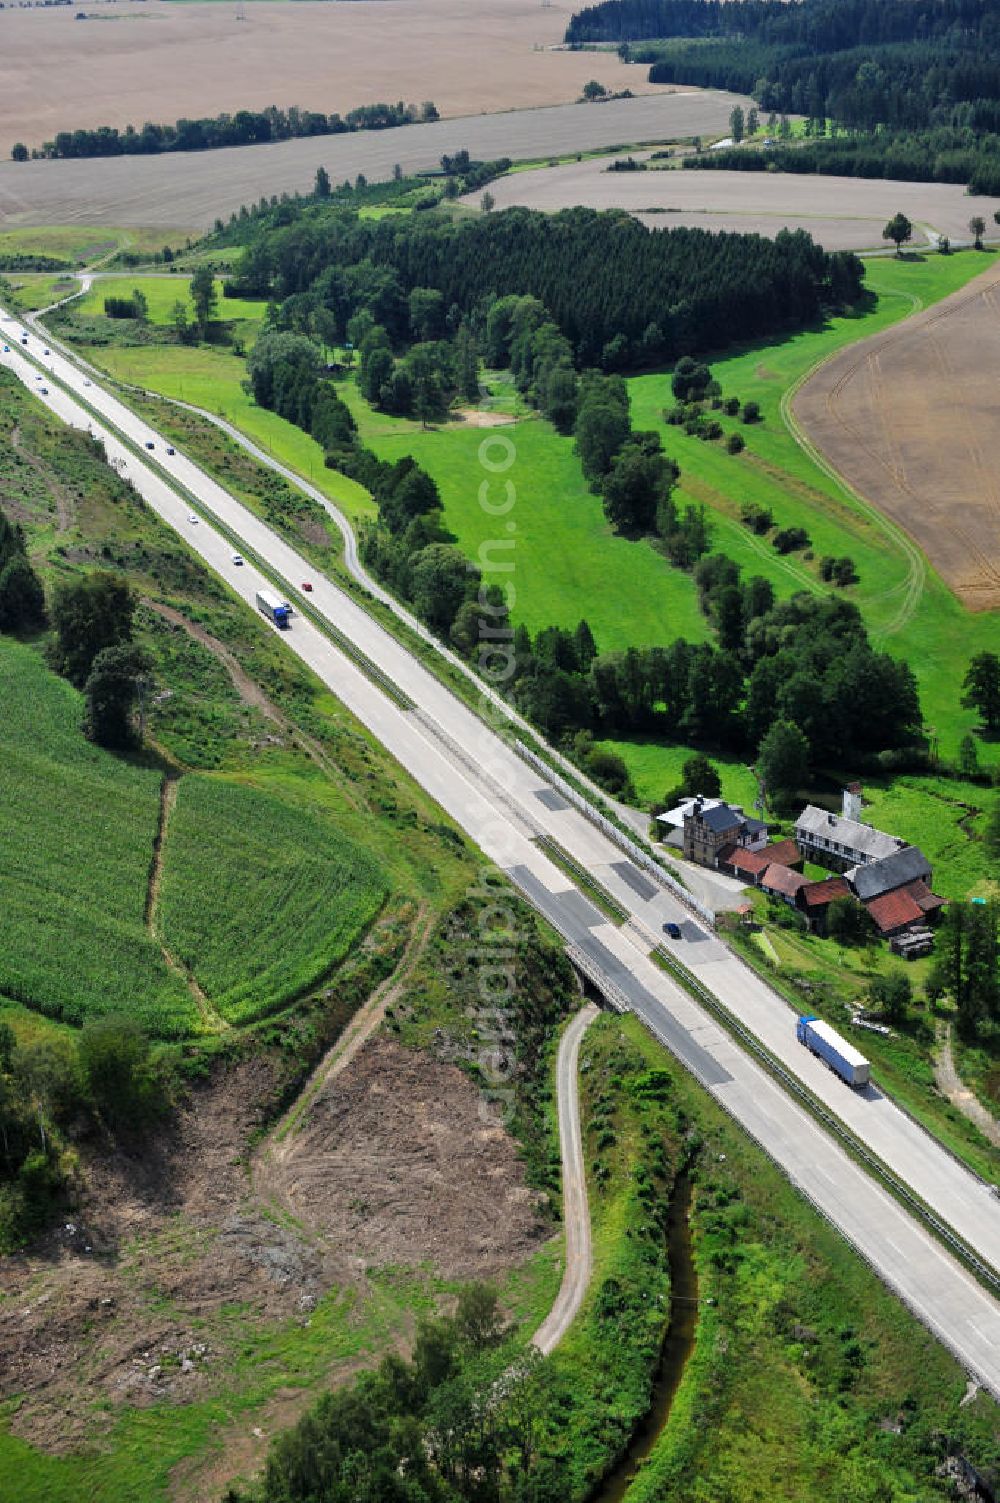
(513, 741), (716, 928)
(649, 935), (1000, 1300)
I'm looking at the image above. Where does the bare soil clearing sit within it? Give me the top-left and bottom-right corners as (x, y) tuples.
(470, 157), (994, 251)
(0, 1028), (544, 1456)
(0, 0), (657, 159)
(258, 1036), (548, 1281)
(0, 92), (752, 229)
(794, 257), (1000, 610)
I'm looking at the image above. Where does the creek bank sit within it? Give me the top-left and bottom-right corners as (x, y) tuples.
(591, 1170), (698, 1503)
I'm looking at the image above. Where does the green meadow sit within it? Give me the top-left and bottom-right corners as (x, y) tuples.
(84, 343), (375, 522)
(71, 247), (1000, 783)
(75, 274), (268, 328)
(341, 383), (710, 648)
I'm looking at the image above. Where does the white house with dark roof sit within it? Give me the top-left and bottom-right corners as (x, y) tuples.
(795, 804), (906, 872)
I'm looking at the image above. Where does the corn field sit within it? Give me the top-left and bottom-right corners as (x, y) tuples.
(0, 642), (200, 1037)
(158, 775), (387, 1025)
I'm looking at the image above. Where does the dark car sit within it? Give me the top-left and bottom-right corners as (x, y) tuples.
(663, 921), (682, 940)
(165, 445), (176, 455)
(145, 440), (155, 450)
(301, 581), (313, 592)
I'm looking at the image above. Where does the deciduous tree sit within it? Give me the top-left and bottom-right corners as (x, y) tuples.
(882, 212), (912, 254)
(0, 553), (45, 632)
(83, 642), (153, 749)
(189, 263), (217, 332)
(757, 718), (809, 810)
(50, 571), (134, 686)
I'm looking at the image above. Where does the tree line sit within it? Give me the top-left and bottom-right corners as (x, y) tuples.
(13, 99), (439, 161)
(231, 202), (864, 369)
(565, 0), (1000, 189)
(685, 127), (1000, 197)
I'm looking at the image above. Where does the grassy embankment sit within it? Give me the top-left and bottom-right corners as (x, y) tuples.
(79, 342), (375, 524)
(0, 365), (570, 1500)
(598, 1012), (1000, 1503)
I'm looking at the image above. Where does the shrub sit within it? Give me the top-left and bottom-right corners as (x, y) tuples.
(726, 431), (745, 454)
(773, 526), (810, 554)
(740, 501), (772, 533)
(741, 400), (761, 423)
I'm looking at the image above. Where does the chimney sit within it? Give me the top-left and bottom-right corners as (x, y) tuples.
(842, 783), (863, 822)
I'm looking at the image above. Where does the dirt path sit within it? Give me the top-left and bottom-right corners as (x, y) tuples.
(146, 771), (227, 1033)
(143, 600), (362, 802)
(935, 1024), (1000, 1149)
(533, 1001), (600, 1356)
(253, 902), (434, 1209)
(145, 600), (283, 722)
(9, 422), (74, 531)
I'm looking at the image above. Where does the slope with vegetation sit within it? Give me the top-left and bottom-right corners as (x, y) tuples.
(226, 1010), (1000, 1503)
(0, 359), (584, 1501)
(7, 210), (1000, 1499)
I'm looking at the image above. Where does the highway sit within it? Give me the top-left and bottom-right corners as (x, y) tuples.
(3, 308), (1000, 1395)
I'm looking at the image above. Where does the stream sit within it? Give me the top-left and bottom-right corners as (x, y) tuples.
(592, 1172), (699, 1503)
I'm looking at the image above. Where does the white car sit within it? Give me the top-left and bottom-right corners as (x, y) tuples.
(38, 386), (48, 395)
(232, 553), (244, 566)
(187, 512), (198, 524)
(83, 378), (91, 387)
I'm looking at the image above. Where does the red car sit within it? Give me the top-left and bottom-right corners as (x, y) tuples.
(301, 581), (313, 592)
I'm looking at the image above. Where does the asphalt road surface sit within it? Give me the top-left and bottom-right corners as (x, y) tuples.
(533, 1002), (600, 1355)
(3, 310), (1000, 1394)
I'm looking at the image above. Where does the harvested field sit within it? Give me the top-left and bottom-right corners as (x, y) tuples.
(793, 258), (1000, 611)
(468, 157), (993, 251)
(0, 0), (659, 159)
(0, 91), (752, 229)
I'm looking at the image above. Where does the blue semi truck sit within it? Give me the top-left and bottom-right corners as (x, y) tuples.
(797, 1015), (871, 1089)
(256, 589), (291, 630)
